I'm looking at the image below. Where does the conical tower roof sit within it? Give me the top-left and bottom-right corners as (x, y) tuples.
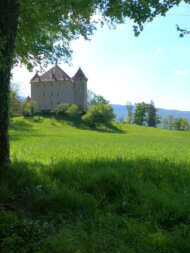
(73, 67), (87, 80)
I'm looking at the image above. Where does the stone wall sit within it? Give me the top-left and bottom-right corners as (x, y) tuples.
(31, 81), (74, 111)
(74, 79), (87, 111)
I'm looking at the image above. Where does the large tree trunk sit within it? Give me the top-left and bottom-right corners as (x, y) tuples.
(0, 0), (19, 166)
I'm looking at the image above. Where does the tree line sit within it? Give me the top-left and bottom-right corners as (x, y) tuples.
(121, 101), (190, 131)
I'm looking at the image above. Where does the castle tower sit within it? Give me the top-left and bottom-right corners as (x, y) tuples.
(73, 67), (88, 111)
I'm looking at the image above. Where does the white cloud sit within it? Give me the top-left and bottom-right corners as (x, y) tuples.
(174, 69), (188, 75)
(156, 48), (161, 54)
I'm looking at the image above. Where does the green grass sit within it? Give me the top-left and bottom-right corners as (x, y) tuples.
(1, 116), (190, 252)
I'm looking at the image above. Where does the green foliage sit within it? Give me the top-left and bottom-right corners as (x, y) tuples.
(133, 101), (161, 127)
(66, 104), (81, 119)
(126, 101), (133, 124)
(0, 210), (47, 252)
(52, 104), (82, 119)
(162, 117), (169, 129)
(118, 115), (125, 123)
(172, 117), (189, 131)
(9, 84), (22, 119)
(162, 115), (189, 131)
(133, 102), (149, 125)
(87, 90), (109, 108)
(148, 101), (156, 127)
(1, 0), (184, 69)
(20, 100), (38, 116)
(30, 101), (38, 116)
(167, 114), (175, 130)
(52, 103), (69, 116)
(20, 101), (31, 116)
(82, 103), (115, 127)
(148, 101), (161, 127)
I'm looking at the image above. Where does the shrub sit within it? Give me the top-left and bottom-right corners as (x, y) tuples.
(52, 103), (69, 116)
(82, 103), (115, 127)
(30, 101), (38, 116)
(66, 104), (81, 119)
(21, 100), (37, 116)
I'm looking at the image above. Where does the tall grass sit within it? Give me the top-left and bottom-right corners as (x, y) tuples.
(0, 116), (190, 252)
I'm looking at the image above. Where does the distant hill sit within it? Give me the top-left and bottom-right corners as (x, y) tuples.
(111, 104), (190, 122)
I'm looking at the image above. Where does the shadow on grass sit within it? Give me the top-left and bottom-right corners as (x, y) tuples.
(56, 115), (126, 134)
(22, 116), (44, 123)
(11, 114), (126, 134)
(1, 157), (190, 252)
(9, 120), (34, 132)
(1, 157), (190, 227)
(9, 117), (45, 142)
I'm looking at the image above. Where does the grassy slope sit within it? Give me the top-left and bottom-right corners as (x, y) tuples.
(1, 116), (190, 252)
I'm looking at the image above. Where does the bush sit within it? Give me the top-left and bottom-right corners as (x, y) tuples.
(172, 117), (189, 131)
(30, 101), (38, 116)
(82, 103), (115, 127)
(66, 104), (81, 119)
(52, 103), (69, 116)
(21, 100), (37, 116)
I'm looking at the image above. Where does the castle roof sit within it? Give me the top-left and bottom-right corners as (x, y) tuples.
(30, 73), (40, 82)
(73, 67), (87, 80)
(30, 65), (72, 83)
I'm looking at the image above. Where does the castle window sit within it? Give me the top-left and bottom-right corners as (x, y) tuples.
(57, 101), (59, 105)
(37, 85), (38, 87)
(51, 84), (53, 86)
(57, 92), (58, 97)
(43, 91), (45, 97)
(44, 84), (45, 87)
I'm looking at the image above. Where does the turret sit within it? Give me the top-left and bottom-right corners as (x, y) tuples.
(73, 67), (88, 111)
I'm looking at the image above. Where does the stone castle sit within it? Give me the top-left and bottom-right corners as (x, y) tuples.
(30, 65), (87, 111)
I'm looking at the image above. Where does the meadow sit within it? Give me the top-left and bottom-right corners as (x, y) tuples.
(1, 116), (190, 252)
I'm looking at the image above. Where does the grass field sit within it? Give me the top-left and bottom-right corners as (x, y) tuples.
(1, 116), (190, 252)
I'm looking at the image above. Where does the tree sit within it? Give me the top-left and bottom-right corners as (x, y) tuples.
(162, 118), (169, 129)
(87, 90), (109, 108)
(180, 118), (189, 131)
(20, 100), (37, 116)
(9, 87), (20, 119)
(118, 116), (125, 123)
(147, 101), (157, 127)
(172, 117), (189, 131)
(167, 114), (174, 130)
(147, 101), (161, 127)
(126, 101), (133, 124)
(66, 104), (81, 119)
(0, 0), (186, 165)
(52, 103), (70, 116)
(82, 103), (115, 127)
(133, 102), (149, 126)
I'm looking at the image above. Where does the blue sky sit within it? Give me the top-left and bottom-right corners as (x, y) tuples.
(12, 3), (190, 111)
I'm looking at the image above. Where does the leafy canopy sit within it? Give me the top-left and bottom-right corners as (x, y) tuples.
(82, 103), (115, 127)
(87, 90), (109, 108)
(8, 0), (187, 70)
